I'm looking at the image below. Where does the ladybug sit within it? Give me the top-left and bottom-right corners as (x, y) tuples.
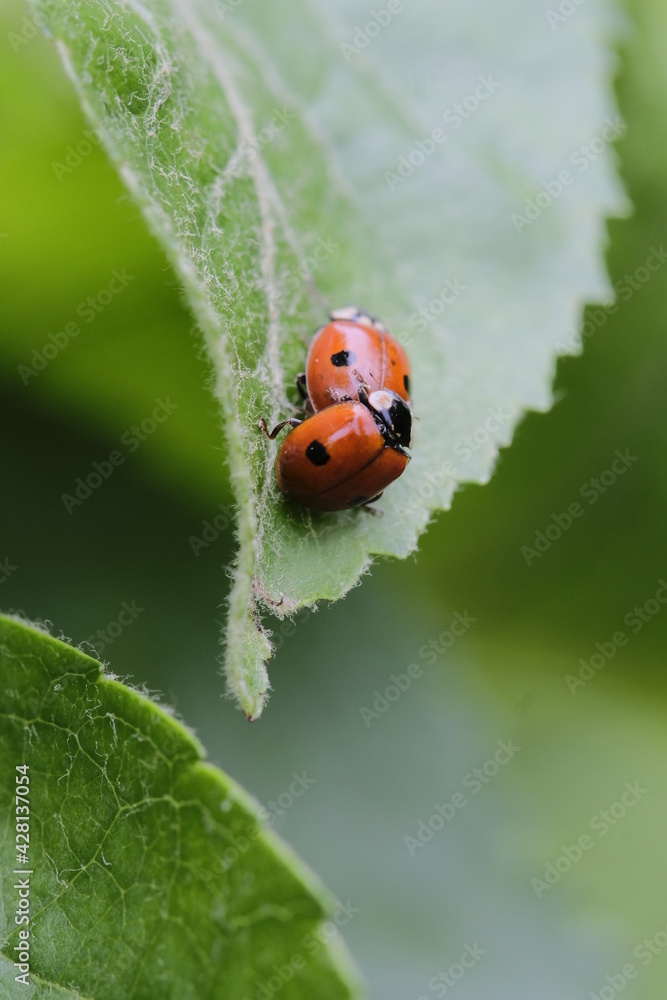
(300, 306), (411, 412)
(260, 387), (412, 511)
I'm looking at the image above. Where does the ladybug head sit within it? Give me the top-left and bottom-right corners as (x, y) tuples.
(366, 389), (412, 450)
(329, 305), (388, 333)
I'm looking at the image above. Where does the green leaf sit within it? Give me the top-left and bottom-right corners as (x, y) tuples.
(0, 614), (361, 1000)
(32, 0), (626, 717)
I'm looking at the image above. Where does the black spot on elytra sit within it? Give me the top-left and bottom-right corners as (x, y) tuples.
(331, 349), (357, 367)
(348, 496), (369, 507)
(306, 440), (330, 466)
(403, 374), (411, 394)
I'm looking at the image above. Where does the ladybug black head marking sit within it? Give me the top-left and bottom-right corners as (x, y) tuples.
(366, 390), (412, 450)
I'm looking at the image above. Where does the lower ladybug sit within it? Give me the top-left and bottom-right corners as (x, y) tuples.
(300, 306), (411, 412)
(260, 388), (412, 512)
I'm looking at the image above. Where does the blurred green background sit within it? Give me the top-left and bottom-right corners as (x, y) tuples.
(2, 0), (666, 997)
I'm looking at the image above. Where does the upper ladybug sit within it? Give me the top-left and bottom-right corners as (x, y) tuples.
(303, 306), (411, 412)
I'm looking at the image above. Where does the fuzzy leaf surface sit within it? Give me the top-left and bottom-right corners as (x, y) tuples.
(33, 0), (626, 715)
(0, 615), (360, 999)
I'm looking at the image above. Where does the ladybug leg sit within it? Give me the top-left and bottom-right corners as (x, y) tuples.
(296, 373), (308, 400)
(258, 416), (302, 440)
(325, 386), (349, 404)
(360, 493), (384, 515)
(286, 377), (312, 416)
(357, 385), (371, 408)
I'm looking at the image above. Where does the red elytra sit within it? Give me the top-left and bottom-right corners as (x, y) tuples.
(305, 307), (411, 412)
(275, 401), (409, 512)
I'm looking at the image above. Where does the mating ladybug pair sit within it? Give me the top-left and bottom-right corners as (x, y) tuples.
(260, 307), (413, 511)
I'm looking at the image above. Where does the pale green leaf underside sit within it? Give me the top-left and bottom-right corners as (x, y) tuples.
(33, 0), (626, 716)
(0, 615), (361, 999)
